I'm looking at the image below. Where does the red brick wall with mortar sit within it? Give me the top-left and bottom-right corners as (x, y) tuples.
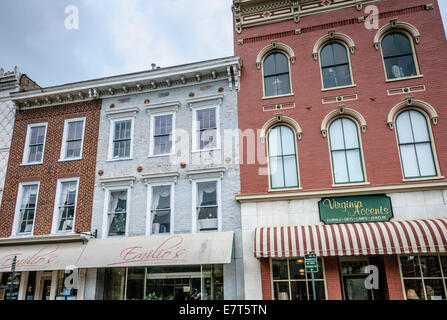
(234, 0), (447, 195)
(324, 256), (343, 300)
(0, 100), (101, 237)
(383, 255), (405, 299)
(260, 258), (273, 300)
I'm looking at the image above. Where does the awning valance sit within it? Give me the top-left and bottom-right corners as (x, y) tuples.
(254, 219), (447, 258)
(0, 242), (87, 272)
(77, 231), (234, 268)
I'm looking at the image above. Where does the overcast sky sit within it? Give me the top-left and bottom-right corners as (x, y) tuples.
(0, 0), (446, 88)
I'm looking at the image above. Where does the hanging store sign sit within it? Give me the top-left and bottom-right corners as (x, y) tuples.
(319, 194), (393, 224)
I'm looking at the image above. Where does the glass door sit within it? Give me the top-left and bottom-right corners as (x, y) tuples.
(339, 257), (374, 300)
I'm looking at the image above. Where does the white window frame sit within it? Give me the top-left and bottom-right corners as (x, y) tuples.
(59, 117), (86, 162)
(146, 183), (175, 236)
(149, 112), (176, 157)
(192, 105), (221, 152)
(12, 181), (40, 236)
(107, 117), (135, 161)
(102, 186), (131, 238)
(191, 178), (222, 233)
(51, 177), (80, 234)
(22, 122), (48, 165)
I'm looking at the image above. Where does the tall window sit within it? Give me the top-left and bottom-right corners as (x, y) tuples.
(320, 42), (352, 89)
(263, 52), (291, 97)
(196, 181), (218, 232)
(151, 114), (173, 156)
(268, 125), (299, 189)
(194, 107), (217, 151)
(329, 118), (365, 184)
(24, 123), (47, 164)
(272, 258), (326, 300)
(16, 184), (39, 235)
(382, 32), (417, 79)
(55, 180), (78, 232)
(150, 185), (172, 235)
(395, 110), (437, 179)
(61, 119), (85, 160)
(107, 190), (128, 237)
(400, 255), (447, 300)
(112, 119), (132, 159)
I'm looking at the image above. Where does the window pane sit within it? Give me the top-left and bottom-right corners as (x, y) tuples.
(400, 145), (420, 178)
(320, 44), (335, 67)
(263, 54), (276, 77)
(154, 115), (172, 135)
(440, 256), (447, 275)
(409, 111), (430, 143)
(334, 65), (351, 87)
(342, 119), (359, 149)
(274, 282), (290, 300)
(283, 156), (298, 187)
(415, 143), (436, 177)
(270, 157), (285, 188)
(154, 135), (172, 155)
(420, 255), (442, 278)
(332, 43), (349, 65)
(272, 260), (288, 280)
(104, 268), (126, 300)
(66, 140), (81, 158)
(152, 185), (171, 235)
(58, 181), (77, 232)
(67, 121), (83, 140)
(290, 281), (308, 300)
(400, 256), (421, 278)
(306, 281), (326, 300)
(329, 119), (344, 151)
(264, 76), (277, 97)
(289, 259), (306, 280)
(268, 127), (282, 157)
(108, 191), (127, 237)
(396, 111), (414, 144)
(382, 33), (413, 57)
(198, 182), (217, 206)
(384, 55), (416, 79)
(424, 279), (445, 300)
(404, 279), (425, 300)
(280, 126), (295, 156)
(275, 74), (291, 95)
(332, 150), (349, 183)
(199, 128), (217, 150)
(322, 67), (337, 89)
(346, 150), (364, 182)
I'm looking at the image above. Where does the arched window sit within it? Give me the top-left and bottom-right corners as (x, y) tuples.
(268, 125), (299, 189)
(263, 52), (291, 97)
(381, 32), (417, 80)
(329, 118), (365, 184)
(395, 110), (437, 178)
(320, 42), (352, 89)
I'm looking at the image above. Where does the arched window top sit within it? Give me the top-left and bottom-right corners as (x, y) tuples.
(256, 40), (295, 69)
(374, 20), (421, 50)
(313, 31), (356, 61)
(262, 51), (291, 97)
(260, 115), (302, 143)
(321, 106), (367, 137)
(320, 42), (353, 89)
(381, 31), (418, 80)
(387, 98), (438, 130)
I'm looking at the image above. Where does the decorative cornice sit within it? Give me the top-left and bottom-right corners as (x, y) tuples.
(374, 19), (421, 50)
(256, 40), (296, 69)
(260, 114), (302, 143)
(321, 105), (367, 137)
(187, 94), (224, 109)
(0, 234), (89, 246)
(387, 98), (438, 130)
(144, 101), (180, 114)
(313, 31), (356, 60)
(186, 167), (226, 181)
(98, 176), (136, 189)
(105, 106), (140, 120)
(142, 172), (180, 184)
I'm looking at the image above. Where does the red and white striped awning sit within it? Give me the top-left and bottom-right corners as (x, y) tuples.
(254, 219), (447, 258)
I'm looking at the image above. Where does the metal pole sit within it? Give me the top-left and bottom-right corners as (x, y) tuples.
(8, 256), (17, 300)
(311, 271), (316, 301)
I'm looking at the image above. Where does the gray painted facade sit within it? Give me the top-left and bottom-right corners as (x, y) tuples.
(86, 57), (244, 300)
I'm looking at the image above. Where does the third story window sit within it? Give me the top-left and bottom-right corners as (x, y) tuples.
(382, 32), (417, 80)
(18, 184), (38, 234)
(150, 185), (171, 235)
(56, 180), (78, 232)
(320, 42), (352, 89)
(26, 125), (46, 163)
(196, 181), (218, 232)
(64, 120), (84, 159)
(263, 52), (291, 97)
(107, 190), (127, 237)
(195, 108), (217, 150)
(153, 114), (173, 155)
(113, 120), (132, 159)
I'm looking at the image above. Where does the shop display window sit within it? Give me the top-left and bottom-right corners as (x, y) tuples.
(0, 272), (21, 300)
(400, 254), (447, 300)
(271, 258), (326, 300)
(55, 270), (78, 300)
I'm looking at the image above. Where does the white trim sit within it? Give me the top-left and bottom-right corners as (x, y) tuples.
(51, 177), (80, 234)
(192, 178), (222, 233)
(146, 183), (175, 236)
(21, 122), (48, 165)
(102, 186), (131, 239)
(191, 104), (221, 152)
(59, 117), (86, 162)
(149, 111), (176, 157)
(107, 117), (135, 161)
(12, 181), (41, 237)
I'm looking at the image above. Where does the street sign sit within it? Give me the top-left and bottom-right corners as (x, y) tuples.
(304, 253), (318, 273)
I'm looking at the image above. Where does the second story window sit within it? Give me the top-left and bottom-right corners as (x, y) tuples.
(194, 107), (218, 151)
(112, 119), (132, 159)
(54, 179), (79, 233)
(15, 183), (39, 235)
(61, 118), (85, 160)
(268, 125), (299, 189)
(23, 123), (47, 164)
(395, 110), (437, 179)
(329, 118), (365, 184)
(382, 32), (417, 80)
(151, 114), (174, 156)
(263, 52), (291, 97)
(196, 181), (218, 232)
(107, 190), (128, 237)
(320, 42), (352, 89)
(150, 185), (172, 235)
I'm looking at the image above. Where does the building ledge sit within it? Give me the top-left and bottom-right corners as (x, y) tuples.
(0, 233), (90, 247)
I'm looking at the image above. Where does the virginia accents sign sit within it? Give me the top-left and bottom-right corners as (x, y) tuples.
(319, 194), (393, 224)
(108, 236), (187, 266)
(0, 245), (59, 271)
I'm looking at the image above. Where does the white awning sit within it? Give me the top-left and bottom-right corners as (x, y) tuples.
(77, 231), (234, 268)
(0, 242), (87, 272)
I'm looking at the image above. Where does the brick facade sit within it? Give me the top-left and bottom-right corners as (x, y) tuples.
(260, 258), (272, 300)
(324, 257), (343, 300)
(383, 255), (405, 300)
(0, 100), (101, 237)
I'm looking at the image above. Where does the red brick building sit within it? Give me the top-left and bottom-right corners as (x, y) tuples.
(234, 0), (447, 300)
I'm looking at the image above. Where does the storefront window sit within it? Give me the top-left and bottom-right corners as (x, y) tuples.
(202, 265), (224, 300)
(400, 254), (447, 300)
(272, 258), (326, 300)
(126, 267), (145, 300)
(26, 272), (36, 300)
(55, 270), (78, 300)
(339, 257), (373, 300)
(0, 272), (21, 300)
(104, 268), (126, 300)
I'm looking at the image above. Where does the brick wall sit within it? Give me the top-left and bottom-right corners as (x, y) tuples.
(383, 255), (405, 300)
(0, 100), (101, 237)
(324, 256), (343, 300)
(260, 258), (272, 300)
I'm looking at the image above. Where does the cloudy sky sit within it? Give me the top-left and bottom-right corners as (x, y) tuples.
(0, 0), (446, 88)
